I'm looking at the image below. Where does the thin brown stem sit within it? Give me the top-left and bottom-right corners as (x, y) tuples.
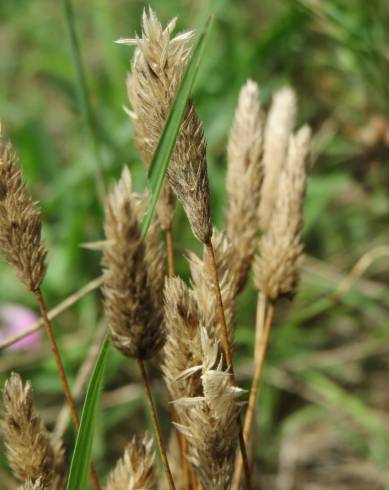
(232, 298), (275, 490)
(34, 289), (101, 490)
(138, 359), (176, 490)
(205, 242), (252, 490)
(166, 227), (175, 277)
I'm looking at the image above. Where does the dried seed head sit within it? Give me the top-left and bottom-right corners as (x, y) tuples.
(105, 433), (157, 490)
(258, 87), (297, 230)
(102, 167), (165, 359)
(254, 126), (311, 300)
(226, 80), (264, 291)
(0, 129), (47, 291)
(162, 276), (203, 403)
(174, 329), (243, 490)
(18, 479), (44, 490)
(122, 9), (212, 243)
(188, 230), (237, 342)
(1, 373), (63, 487)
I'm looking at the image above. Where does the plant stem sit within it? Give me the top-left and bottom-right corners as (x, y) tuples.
(166, 227), (175, 277)
(231, 297), (274, 490)
(63, 0), (105, 202)
(205, 242), (252, 490)
(34, 289), (101, 490)
(138, 359), (176, 490)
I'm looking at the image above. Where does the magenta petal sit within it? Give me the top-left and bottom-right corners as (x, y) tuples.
(0, 304), (41, 351)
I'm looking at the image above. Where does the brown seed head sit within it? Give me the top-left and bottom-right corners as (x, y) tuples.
(0, 129), (47, 291)
(226, 80), (264, 291)
(174, 329), (243, 490)
(1, 373), (63, 487)
(121, 9), (212, 242)
(258, 87), (297, 230)
(162, 276), (203, 404)
(254, 126), (311, 300)
(18, 479), (44, 490)
(105, 433), (157, 490)
(102, 167), (165, 359)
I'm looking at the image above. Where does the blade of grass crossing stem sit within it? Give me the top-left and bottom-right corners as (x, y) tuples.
(67, 338), (109, 490)
(66, 18), (213, 490)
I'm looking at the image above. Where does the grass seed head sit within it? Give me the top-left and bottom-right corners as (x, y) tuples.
(1, 373), (63, 487)
(102, 167), (165, 359)
(105, 433), (157, 490)
(123, 8), (212, 243)
(226, 80), (264, 291)
(254, 126), (311, 300)
(174, 328), (243, 490)
(0, 128), (47, 292)
(258, 87), (297, 230)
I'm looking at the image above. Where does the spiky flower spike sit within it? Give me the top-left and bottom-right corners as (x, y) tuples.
(162, 276), (203, 403)
(105, 433), (157, 490)
(0, 127), (46, 291)
(119, 9), (212, 243)
(1, 373), (64, 488)
(188, 230), (237, 340)
(174, 329), (243, 490)
(254, 126), (311, 301)
(102, 166), (165, 359)
(258, 87), (297, 231)
(226, 80), (264, 292)
(19, 480), (44, 490)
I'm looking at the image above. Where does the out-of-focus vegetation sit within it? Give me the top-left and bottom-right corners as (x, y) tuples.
(0, 0), (388, 488)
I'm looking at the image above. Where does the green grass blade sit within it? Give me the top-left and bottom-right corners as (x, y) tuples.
(66, 17), (212, 490)
(66, 338), (109, 490)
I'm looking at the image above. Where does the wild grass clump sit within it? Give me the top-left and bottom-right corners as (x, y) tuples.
(0, 7), (314, 490)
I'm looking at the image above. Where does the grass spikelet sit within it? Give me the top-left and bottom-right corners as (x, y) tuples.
(121, 9), (212, 243)
(254, 126), (311, 300)
(1, 373), (64, 488)
(0, 127), (46, 292)
(174, 328), (243, 490)
(19, 479), (44, 490)
(105, 433), (157, 490)
(102, 166), (165, 359)
(226, 80), (264, 291)
(188, 230), (237, 338)
(162, 276), (203, 402)
(258, 87), (297, 230)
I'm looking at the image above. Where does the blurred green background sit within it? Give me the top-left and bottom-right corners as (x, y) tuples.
(1, 0), (389, 488)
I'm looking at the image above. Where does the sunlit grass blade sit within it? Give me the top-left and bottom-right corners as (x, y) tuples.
(66, 17), (213, 490)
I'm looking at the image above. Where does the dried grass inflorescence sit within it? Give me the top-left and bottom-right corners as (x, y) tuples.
(120, 9), (212, 243)
(188, 230), (237, 340)
(162, 276), (203, 403)
(102, 167), (165, 359)
(226, 80), (264, 291)
(0, 128), (46, 292)
(1, 373), (64, 488)
(254, 126), (311, 301)
(258, 87), (297, 231)
(174, 329), (243, 490)
(19, 480), (44, 490)
(105, 433), (157, 490)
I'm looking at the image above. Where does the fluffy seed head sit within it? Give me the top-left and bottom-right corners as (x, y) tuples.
(162, 276), (203, 403)
(102, 167), (165, 359)
(123, 9), (212, 243)
(254, 126), (311, 300)
(174, 329), (243, 490)
(258, 87), (297, 230)
(226, 80), (264, 291)
(1, 373), (63, 487)
(18, 480), (44, 490)
(105, 433), (157, 490)
(0, 128), (47, 291)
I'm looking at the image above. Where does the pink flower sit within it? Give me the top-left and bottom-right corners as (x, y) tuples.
(0, 304), (41, 351)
